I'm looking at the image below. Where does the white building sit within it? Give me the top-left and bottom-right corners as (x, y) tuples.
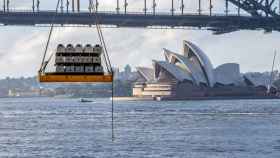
(133, 40), (269, 98)
(136, 40), (243, 87)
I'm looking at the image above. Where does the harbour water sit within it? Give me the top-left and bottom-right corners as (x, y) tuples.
(0, 98), (280, 157)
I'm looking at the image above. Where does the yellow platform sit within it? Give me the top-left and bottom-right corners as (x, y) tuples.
(38, 73), (113, 83)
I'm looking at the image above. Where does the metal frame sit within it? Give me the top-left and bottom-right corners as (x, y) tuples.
(39, 73), (113, 83)
(0, 11), (279, 33)
(0, 0), (280, 34)
(228, 0), (279, 17)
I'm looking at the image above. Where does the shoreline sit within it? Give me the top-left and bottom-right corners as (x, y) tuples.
(113, 96), (280, 101)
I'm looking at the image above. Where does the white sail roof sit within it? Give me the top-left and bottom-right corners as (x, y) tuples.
(214, 63), (241, 85)
(153, 60), (193, 82)
(183, 40), (215, 87)
(163, 48), (207, 85)
(136, 67), (155, 82)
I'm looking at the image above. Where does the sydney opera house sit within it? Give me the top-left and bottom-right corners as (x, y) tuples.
(133, 40), (276, 100)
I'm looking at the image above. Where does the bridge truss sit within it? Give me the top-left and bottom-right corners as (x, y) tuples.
(0, 0), (279, 34)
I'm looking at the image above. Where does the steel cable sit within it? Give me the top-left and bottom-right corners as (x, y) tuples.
(39, 0), (61, 73)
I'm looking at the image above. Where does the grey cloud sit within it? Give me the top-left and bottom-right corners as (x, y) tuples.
(1, 26), (280, 78)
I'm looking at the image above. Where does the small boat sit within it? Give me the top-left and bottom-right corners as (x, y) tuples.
(79, 98), (93, 103)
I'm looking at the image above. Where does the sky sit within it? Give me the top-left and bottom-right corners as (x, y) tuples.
(0, 0), (280, 79)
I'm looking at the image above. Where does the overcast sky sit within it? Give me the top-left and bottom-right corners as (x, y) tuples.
(0, 0), (279, 79)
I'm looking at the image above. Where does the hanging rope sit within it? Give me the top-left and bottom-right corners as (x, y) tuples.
(111, 77), (115, 141)
(90, 2), (115, 141)
(41, 53), (55, 72)
(39, 0), (61, 73)
(89, 3), (113, 74)
(39, 0), (115, 141)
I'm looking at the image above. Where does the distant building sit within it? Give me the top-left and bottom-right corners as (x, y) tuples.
(8, 89), (19, 97)
(124, 65), (132, 74)
(115, 65), (138, 81)
(243, 71), (279, 87)
(133, 40), (276, 99)
(113, 67), (120, 80)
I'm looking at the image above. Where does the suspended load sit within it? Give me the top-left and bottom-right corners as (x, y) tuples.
(54, 44), (103, 74)
(37, 0), (115, 141)
(38, 43), (113, 83)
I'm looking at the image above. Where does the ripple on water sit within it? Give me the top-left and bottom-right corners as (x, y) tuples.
(0, 98), (280, 157)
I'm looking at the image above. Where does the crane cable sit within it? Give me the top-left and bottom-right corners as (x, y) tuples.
(39, 0), (61, 73)
(39, 0), (115, 141)
(39, 0), (113, 75)
(90, 1), (115, 141)
(89, 3), (112, 74)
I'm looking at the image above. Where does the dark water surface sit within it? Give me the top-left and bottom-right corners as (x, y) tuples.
(0, 98), (280, 157)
